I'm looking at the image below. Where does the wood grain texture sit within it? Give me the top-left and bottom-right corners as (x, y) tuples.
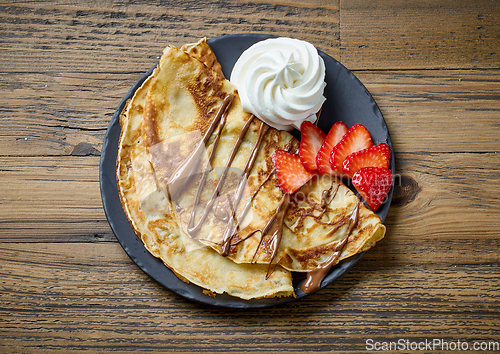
(2, 151), (499, 246)
(357, 69), (500, 154)
(0, 242), (498, 352)
(386, 151), (500, 240)
(340, 0), (500, 70)
(1, 0), (500, 352)
(0, 71), (132, 156)
(0, 156), (113, 241)
(0, 0), (340, 73)
(1, 70), (499, 157)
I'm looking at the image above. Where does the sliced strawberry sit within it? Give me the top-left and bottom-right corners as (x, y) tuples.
(299, 121), (326, 173)
(329, 124), (373, 176)
(273, 150), (315, 194)
(342, 143), (391, 179)
(352, 167), (394, 211)
(316, 121), (348, 174)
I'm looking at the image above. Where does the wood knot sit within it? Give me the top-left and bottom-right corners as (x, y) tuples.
(391, 174), (420, 207)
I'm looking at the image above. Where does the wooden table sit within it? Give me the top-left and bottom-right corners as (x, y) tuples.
(1, 0), (499, 352)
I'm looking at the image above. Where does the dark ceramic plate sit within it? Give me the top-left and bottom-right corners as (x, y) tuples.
(100, 34), (394, 309)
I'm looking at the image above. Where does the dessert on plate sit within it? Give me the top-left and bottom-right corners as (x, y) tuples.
(116, 37), (390, 300)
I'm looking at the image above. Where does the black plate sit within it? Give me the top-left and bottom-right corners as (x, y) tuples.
(100, 33), (394, 309)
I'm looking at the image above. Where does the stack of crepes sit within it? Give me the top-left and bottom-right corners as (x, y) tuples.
(116, 38), (386, 300)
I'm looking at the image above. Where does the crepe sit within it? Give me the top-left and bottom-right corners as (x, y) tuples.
(117, 39), (294, 299)
(268, 174), (385, 271)
(117, 38), (386, 300)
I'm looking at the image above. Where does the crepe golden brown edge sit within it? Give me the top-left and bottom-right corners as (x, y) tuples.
(116, 38), (386, 300)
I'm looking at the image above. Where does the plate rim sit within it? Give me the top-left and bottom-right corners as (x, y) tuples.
(99, 33), (394, 309)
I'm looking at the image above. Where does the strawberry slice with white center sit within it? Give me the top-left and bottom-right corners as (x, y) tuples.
(273, 150), (315, 194)
(316, 121), (348, 174)
(352, 167), (394, 211)
(299, 121), (326, 173)
(329, 124), (373, 176)
(342, 143), (391, 179)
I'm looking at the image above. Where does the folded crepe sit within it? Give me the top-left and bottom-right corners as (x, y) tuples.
(116, 38), (385, 300)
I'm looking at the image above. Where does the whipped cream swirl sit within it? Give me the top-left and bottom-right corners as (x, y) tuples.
(230, 37), (326, 131)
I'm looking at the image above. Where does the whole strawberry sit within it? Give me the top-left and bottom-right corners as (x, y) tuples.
(352, 167), (394, 211)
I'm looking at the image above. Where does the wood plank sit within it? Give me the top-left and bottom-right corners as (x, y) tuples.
(0, 156), (115, 241)
(3, 0), (498, 72)
(2, 0), (499, 351)
(384, 150), (500, 241)
(0, 242), (498, 352)
(0, 71), (135, 156)
(1, 69), (499, 157)
(0, 0), (340, 73)
(1, 151), (500, 244)
(340, 0), (500, 70)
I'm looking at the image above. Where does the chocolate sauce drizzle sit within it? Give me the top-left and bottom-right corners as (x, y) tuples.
(226, 143), (296, 262)
(318, 182), (340, 219)
(254, 193), (290, 262)
(166, 94), (234, 201)
(163, 93), (359, 293)
(164, 93), (283, 259)
(219, 119), (269, 256)
(186, 109), (255, 236)
(221, 166), (275, 248)
(300, 201), (360, 294)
